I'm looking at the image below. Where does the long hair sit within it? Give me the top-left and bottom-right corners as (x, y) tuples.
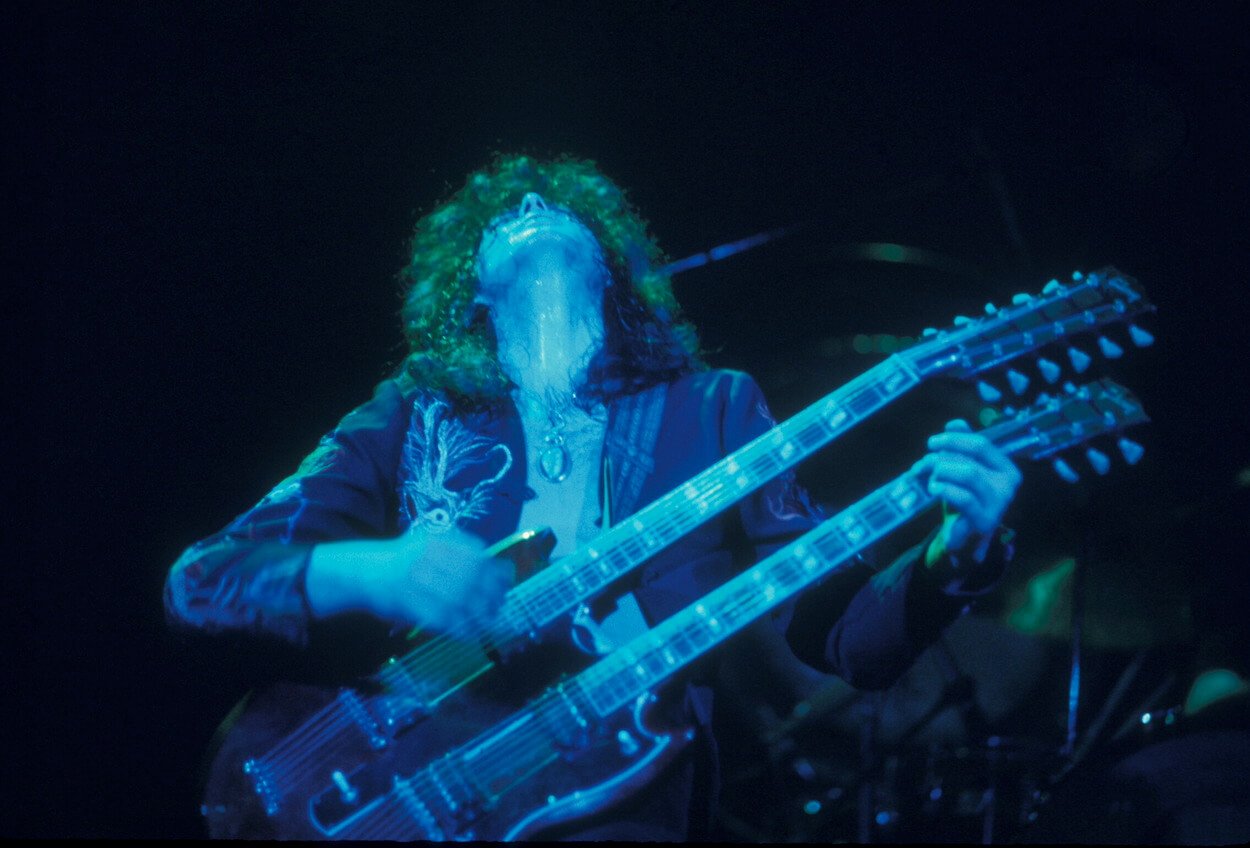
(397, 154), (705, 410)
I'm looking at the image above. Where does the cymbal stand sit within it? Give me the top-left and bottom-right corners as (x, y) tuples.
(1062, 518), (1091, 758)
(856, 690), (881, 844)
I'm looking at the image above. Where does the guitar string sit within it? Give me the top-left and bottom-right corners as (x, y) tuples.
(380, 529), (843, 821)
(416, 481), (951, 833)
(364, 566), (799, 838)
(259, 623), (515, 778)
(348, 794), (412, 841)
(441, 531), (873, 799)
(351, 507), (903, 837)
(448, 477), (940, 787)
(260, 710), (361, 786)
(256, 703), (355, 781)
(360, 526), (921, 840)
(358, 698), (565, 839)
(255, 381), (885, 783)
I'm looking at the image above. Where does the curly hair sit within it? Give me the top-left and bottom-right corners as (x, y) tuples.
(397, 154), (705, 410)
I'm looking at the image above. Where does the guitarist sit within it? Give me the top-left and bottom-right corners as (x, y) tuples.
(166, 154), (1021, 841)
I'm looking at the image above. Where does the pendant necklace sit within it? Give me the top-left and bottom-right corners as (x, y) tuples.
(534, 387), (574, 484)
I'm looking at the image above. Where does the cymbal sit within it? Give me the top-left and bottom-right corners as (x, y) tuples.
(999, 556), (1192, 650)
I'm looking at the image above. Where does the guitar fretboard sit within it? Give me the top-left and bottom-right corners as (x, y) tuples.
(576, 470), (934, 717)
(491, 357), (922, 640)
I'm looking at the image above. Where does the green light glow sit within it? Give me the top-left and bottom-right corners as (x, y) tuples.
(1007, 557), (1075, 634)
(852, 334), (872, 354)
(1184, 668), (1249, 714)
(867, 243), (907, 263)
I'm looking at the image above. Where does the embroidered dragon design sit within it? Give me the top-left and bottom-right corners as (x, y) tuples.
(398, 397), (513, 532)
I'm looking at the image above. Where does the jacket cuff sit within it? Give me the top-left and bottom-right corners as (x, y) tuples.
(920, 525), (1016, 598)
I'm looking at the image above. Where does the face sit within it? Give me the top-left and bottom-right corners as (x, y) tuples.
(476, 192), (607, 293)
(475, 193), (610, 393)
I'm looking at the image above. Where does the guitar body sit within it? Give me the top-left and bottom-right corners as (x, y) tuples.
(200, 527), (573, 839)
(203, 681), (350, 839)
(202, 667), (690, 840)
(200, 525), (694, 840)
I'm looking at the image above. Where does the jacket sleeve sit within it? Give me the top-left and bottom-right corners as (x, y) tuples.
(163, 378), (410, 646)
(719, 371), (1011, 691)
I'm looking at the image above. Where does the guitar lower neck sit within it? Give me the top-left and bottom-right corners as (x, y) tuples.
(576, 469), (936, 718)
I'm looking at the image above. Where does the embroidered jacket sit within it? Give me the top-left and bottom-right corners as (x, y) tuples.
(166, 369), (1002, 686)
(167, 368), (1010, 839)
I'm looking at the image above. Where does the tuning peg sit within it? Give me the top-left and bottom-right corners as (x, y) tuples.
(1067, 346), (1092, 373)
(1129, 325), (1155, 347)
(922, 327), (938, 338)
(1002, 405), (1017, 417)
(1062, 381), (1078, 395)
(1086, 448), (1111, 475)
(1037, 357), (1061, 383)
(1117, 437), (1144, 465)
(1006, 369), (1030, 395)
(953, 315), (973, 327)
(984, 302), (998, 315)
(1011, 292), (1035, 305)
(977, 381), (1003, 403)
(1053, 458), (1081, 483)
(1098, 336), (1124, 359)
(1043, 279), (1063, 295)
(1071, 271), (1084, 281)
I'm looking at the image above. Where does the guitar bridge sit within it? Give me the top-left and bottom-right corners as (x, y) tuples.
(338, 689), (388, 750)
(243, 758), (281, 816)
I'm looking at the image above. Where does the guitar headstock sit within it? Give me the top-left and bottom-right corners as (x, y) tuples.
(981, 378), (1149, 481)
(903, 268), (1154, 393)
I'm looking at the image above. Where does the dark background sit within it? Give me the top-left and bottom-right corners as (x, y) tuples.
(7, 1), (1249, 839)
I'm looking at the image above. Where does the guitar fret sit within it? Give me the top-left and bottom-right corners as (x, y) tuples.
(860, 496), (900, 530)
(774, 556), (807, 587)
(846, 383), (886, 416)
(792, 421), (829, 450)
(836, 513), (870, 546)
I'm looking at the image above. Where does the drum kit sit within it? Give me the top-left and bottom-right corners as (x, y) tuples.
(713, 566), (1247, 844)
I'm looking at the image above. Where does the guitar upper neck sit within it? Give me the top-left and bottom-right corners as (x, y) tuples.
(490, 354), (923, 640)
